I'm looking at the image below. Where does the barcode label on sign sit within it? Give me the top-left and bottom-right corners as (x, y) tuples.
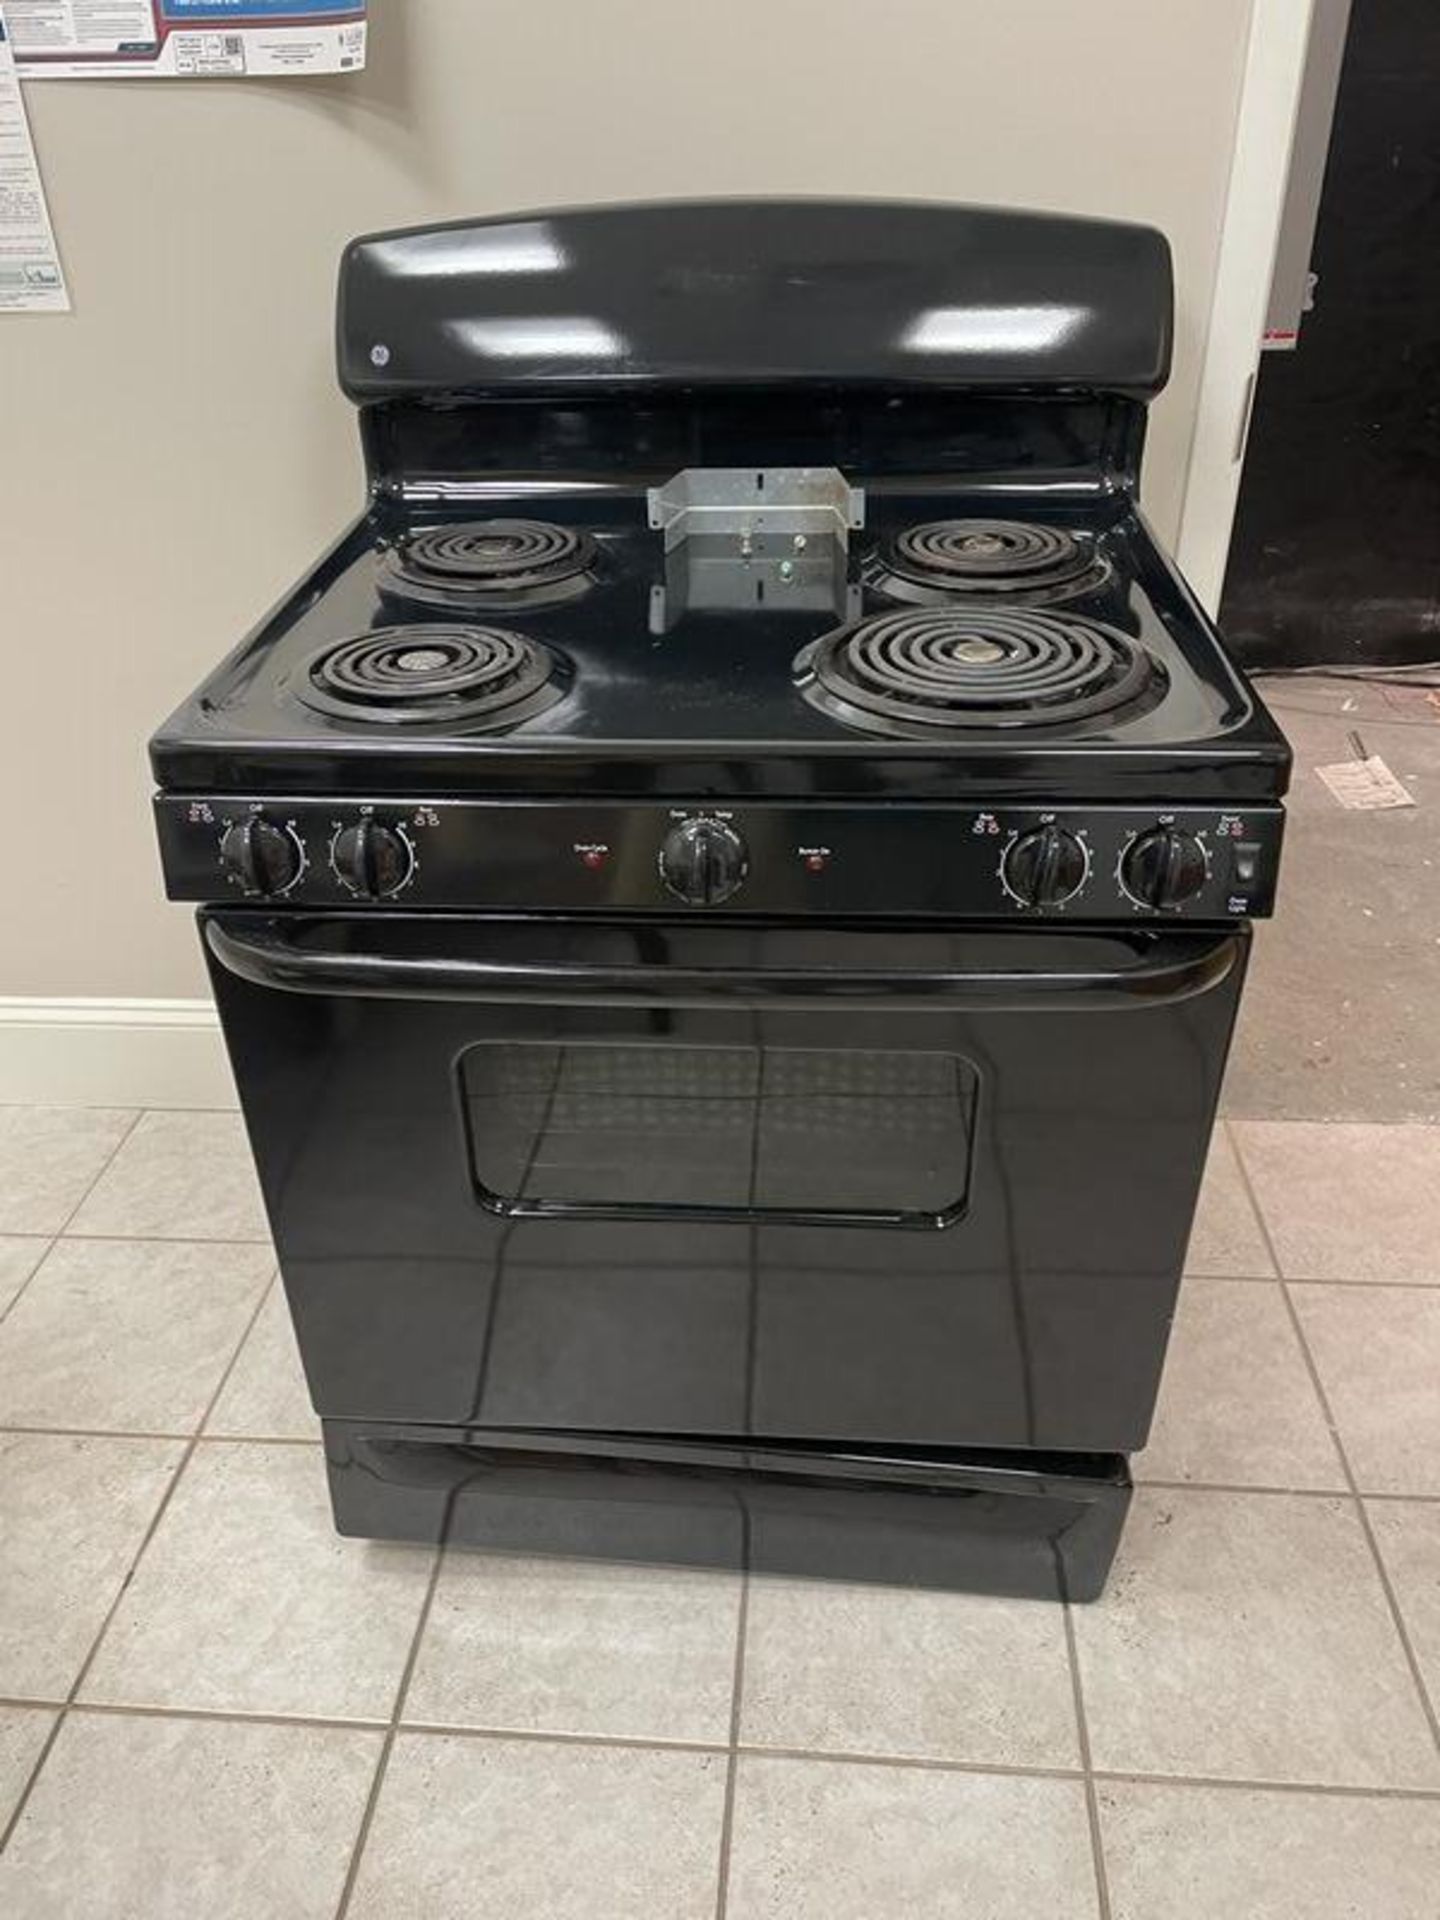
(173, 33), (248, 75)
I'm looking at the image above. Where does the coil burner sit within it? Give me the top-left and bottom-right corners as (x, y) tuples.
(296, 624), (567, 731)
(796, 606), (1163, 738)
(866, 519), (1107, 607)
(381, 519), (597, 611)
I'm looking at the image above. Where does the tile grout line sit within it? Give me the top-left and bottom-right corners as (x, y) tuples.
(1216, 1117), (1281, 1283)
(6, 1698), (390, 1735)
(0, 1424), (316, 1447)
(1184, 1269), (1279, 1286)
(56, 1232), (275, 1248)
(1265, 1274), (1440, 1294)
(1137, 1477), (1349, 1500)
(1091, 1766), (1440, 1803)
(332, 1546), (446, 1920)
(0, 1112), (153, 1850)
(1226, 1121), (1440, 1765)
(1281, 1289), (1440, 1758)
(399, 1720), (731, 1756)
(0, 1252), (273, 1858)
(76, 1267), (281, 1658)
(53, 1231), (276, 1249)
(737, 1743), (1084, 1783)
(0, 1102), (239, 1115)
(0, 1693), (732, 1754)
(7, 1686), (1440, 1804)
(739, 1750), (1440, 1802)
(1189, 1270), (1440, 1293)
(42, 1112), (148, 1239)
(0, 1110), (147, 1333)
(0, 1239), (54, 1335)
(1220, 1118), (1440, 1292)
(1061, 1595), (1113, 1920)
(712, 1556), (751, 1920)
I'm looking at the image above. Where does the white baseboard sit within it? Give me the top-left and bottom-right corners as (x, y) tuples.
(0, 998), (235, 1109)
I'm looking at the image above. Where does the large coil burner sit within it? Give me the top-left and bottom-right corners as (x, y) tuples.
(796, 605), (1163, 738)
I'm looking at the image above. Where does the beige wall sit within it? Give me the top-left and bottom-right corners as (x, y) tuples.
(1, 0), (1253, 1001)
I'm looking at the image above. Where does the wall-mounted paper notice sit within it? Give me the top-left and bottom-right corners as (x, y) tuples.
(0, 5), (68, 312)
(7, 0), (366, 78)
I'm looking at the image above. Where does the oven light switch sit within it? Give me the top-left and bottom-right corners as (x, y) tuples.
(1232, 841), (1262, 888)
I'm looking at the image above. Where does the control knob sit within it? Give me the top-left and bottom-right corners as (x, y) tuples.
(1122, 827), (1209, 910)
(332, 819), (415, 900)
(1002, 825), (1088, 909)
(219, 815), (303, 897)
(659, 818), (748, 906)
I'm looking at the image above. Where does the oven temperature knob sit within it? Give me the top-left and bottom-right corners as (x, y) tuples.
(1121, 828), (1208, 910)
(1002, 825), (1088, 909)
(331, 819), (415, 900)
(219, 816), (303, 897)
(659, 818), (748, 906)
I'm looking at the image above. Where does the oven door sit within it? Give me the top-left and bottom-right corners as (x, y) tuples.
(203, 910), (1248, 1453)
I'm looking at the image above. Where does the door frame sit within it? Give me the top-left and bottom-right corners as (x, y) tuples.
(1176, 0), (1317, 615)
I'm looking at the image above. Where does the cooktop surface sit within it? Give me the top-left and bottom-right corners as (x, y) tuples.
(152, 488), (1291, 801)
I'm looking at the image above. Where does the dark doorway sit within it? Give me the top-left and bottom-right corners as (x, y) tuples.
(1221, 0), (1440, 668)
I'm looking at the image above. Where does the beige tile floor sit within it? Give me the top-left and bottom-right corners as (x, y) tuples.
(1, 1107), (1440, 1916)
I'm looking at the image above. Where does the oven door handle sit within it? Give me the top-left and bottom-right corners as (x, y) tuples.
(204, 917), (1241, 1012)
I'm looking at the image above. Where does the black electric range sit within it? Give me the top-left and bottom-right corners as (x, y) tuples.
(152, 201), (1289, 1600)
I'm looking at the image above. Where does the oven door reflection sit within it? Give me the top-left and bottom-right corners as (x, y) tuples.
(204, 911), (1247, 1454)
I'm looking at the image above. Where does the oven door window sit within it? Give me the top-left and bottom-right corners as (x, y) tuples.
(459, 1042), (977, 1225)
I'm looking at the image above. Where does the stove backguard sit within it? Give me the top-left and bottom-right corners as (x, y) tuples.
(344, 200), (1171, 509)
(339, 200), (1172, 406)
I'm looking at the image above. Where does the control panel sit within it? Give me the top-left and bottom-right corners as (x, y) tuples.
(157, 797), (1284, 921)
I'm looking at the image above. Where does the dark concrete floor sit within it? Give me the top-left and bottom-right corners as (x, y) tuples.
(1222, 676), (1440, 1123)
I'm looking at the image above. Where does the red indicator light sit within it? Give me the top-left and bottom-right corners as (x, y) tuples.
(580, 848), (608, 870)
(803, 852), (827, 873)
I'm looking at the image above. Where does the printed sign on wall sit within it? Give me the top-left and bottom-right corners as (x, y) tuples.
(0, 6), (69, 311)
(7, 0), (367, 77)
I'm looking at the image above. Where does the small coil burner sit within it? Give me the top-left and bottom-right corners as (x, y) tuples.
(295, 624), (567, 731)
(796, 606), (1163, 738)
(866, 518), (1107, 607)
(381, 519), (598, 611)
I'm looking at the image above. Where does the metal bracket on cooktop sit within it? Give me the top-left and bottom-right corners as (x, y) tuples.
(648, 547), (863, 634)
(647, 467), (866, 555)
